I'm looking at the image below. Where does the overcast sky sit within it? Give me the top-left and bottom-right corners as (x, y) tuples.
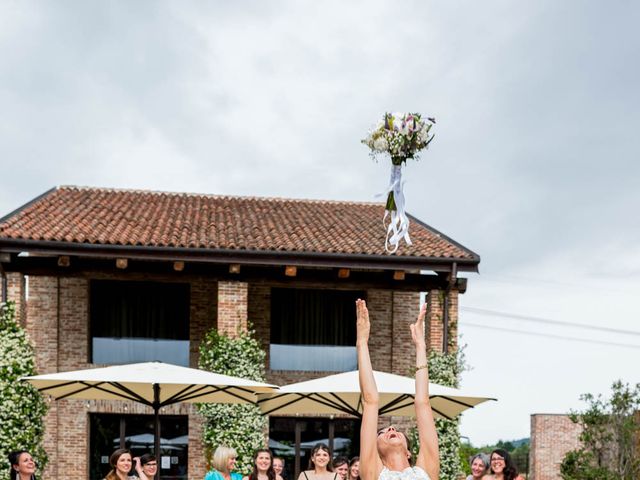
(1, 1), (639, 446)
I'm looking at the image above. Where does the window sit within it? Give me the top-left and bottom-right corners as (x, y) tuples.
(90, 280), (190, 366)
(89, 413), (188, 480)
(270, 288), (363, 371)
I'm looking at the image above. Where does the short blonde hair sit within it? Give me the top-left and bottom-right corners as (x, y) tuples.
(212, 445), (238, 473)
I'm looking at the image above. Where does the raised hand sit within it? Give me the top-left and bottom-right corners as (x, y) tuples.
(409, 303), (427, 347)
(356, 298), (370, 344)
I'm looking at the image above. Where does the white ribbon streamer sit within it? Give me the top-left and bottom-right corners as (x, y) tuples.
(382, 164), (412, 253)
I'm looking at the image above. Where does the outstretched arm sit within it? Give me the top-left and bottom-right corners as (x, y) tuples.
(411, 303), (439, 480)
(357, 299), (383, 480)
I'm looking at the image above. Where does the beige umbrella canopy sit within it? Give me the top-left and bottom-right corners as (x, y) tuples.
(257, 370), (494, 419)
(23, 361), (277, 479)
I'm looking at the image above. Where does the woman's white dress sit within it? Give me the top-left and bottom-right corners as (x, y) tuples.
(379, 466), (431, 480)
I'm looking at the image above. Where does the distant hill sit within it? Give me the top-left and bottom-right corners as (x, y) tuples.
(478, 438), (530, 449)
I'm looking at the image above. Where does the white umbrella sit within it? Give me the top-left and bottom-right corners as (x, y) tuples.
(257, 370), (494, 419)
(23, 361), (277, 478)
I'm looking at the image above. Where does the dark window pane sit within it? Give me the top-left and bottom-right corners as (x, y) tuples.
(90, 413), (188, 480)
(90, 280), (190, 365)
(270, 289), (362, 345)
(90, 414), (122, 480)
(270, 289), (362, 371)
(269, 417), (297, 480)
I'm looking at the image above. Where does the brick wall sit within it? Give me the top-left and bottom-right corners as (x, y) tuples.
(5, 272), (26, 325)
(367, 289), (393, 372)
(23, 276), (61, 476)
(426, 288), (458, 354)
(530, 414), (582, 480)
(190, 278), (218, 367)
(218, 281), (248, 337)
(9, 274), (216, 479)
(391, 291), (420, 376)
(9, 274), (457, 480)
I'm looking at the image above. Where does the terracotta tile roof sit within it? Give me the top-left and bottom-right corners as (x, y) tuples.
(0, 186), (478, 266)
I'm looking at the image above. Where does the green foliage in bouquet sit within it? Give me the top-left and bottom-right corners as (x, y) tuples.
(362, 112), (435, 166)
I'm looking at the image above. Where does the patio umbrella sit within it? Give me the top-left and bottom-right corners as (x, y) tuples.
(257, 370), (494, 419)
(23, 361), (277, 479)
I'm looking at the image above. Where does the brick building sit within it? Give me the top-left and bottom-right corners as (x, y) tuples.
(0, 186), (480, 479)
(529, 414), (582, 480)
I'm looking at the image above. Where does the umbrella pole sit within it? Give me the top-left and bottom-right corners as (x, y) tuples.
(154, 384), (161, 480)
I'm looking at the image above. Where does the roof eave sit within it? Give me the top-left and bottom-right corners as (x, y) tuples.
(0, 238), (479, 273)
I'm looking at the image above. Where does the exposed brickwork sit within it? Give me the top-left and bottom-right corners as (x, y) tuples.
(18, 273), (459, 480)
(188, 278), (217, 479)
(367, 289), (393, 372)
(18, 274), (216, 479)
(426, 289), (444, 353)
(249, 284), (271, 366)
(446, 289), (459, 354)
(530, 414), (582, 480)
(190, 278), (217, 367)
(425, 289), (458, 354)
(6, 272), (26, 326)
(391, 291), (420, 376)
(25, 276), (59, 374)
(189, 409), (207, 479)
(58, 277), (89, 370)
(217, 281), (248, 337)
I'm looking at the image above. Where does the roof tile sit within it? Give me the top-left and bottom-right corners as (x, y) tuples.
(0, 186), (477, 261)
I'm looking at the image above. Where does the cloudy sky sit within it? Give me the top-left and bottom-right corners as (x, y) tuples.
(1, 1), (639, 446)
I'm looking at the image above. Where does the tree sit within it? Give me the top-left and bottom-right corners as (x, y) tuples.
(560, 380), (640, 480)
(198, 326), (268, 474)
(0, 301), (48, 480)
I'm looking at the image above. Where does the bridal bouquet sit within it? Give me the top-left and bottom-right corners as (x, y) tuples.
(362, 112), (435, 253)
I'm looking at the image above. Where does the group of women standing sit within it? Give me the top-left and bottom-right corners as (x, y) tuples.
(6, 448), (157, 480)
(8, 300), (521, 480)
(204, 443), (360, 480)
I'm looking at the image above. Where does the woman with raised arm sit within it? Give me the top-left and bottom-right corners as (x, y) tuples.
(356, 299), (439, 480)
